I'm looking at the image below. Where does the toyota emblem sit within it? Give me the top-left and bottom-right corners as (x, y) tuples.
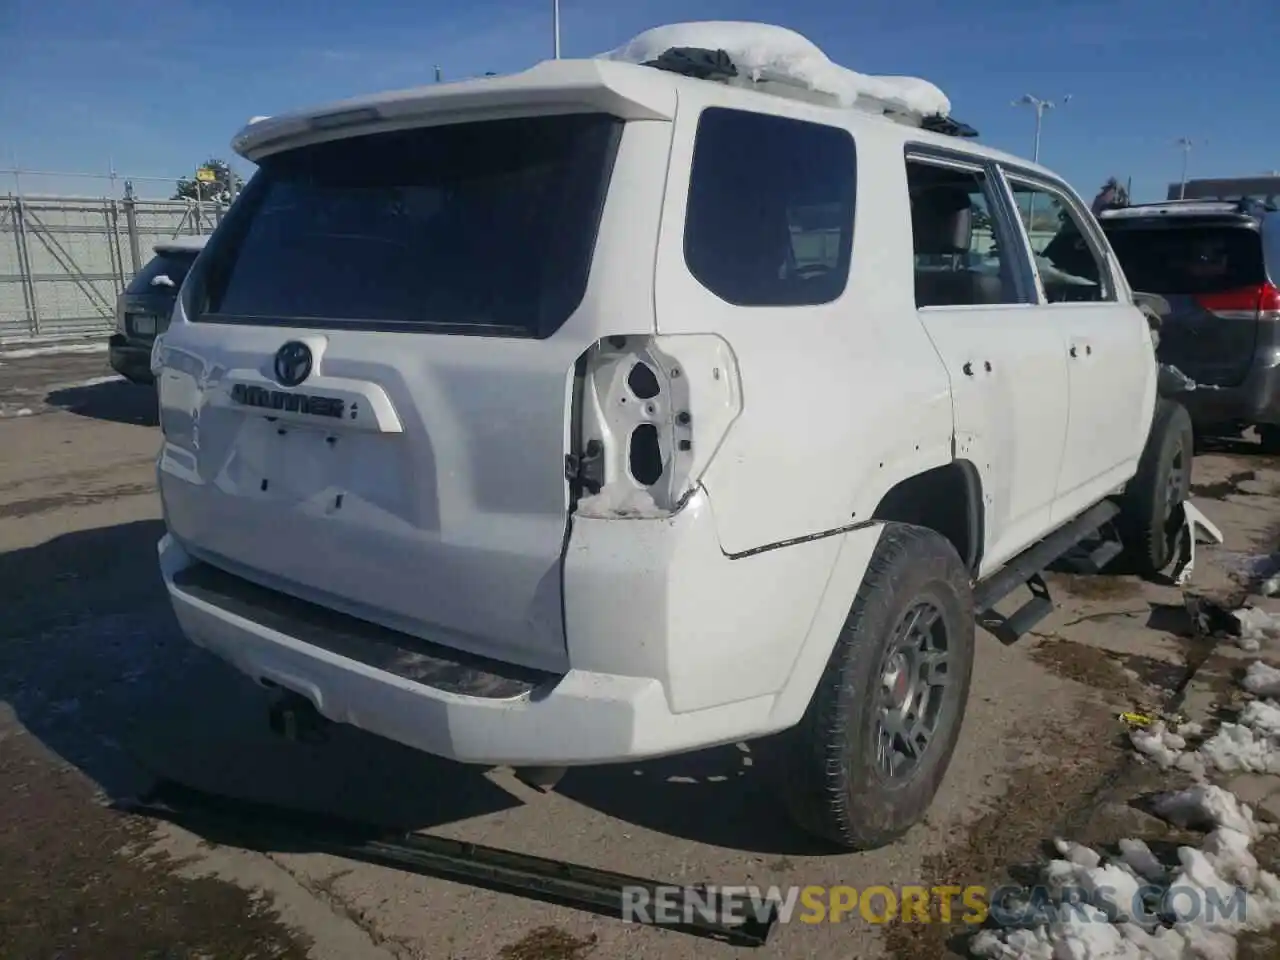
(273, 341), (312, 387)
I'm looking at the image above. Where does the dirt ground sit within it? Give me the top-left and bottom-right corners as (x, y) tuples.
(3, 347), (1280, 960)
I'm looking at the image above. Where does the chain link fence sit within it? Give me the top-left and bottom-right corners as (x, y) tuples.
(0, 172), (229, 342)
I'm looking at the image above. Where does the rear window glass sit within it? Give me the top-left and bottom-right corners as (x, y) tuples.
(201, 113), (622, 337)
(127, 251), (197, 294)
(684, 107), (855, 307)
(1103, 225), (1265, 295)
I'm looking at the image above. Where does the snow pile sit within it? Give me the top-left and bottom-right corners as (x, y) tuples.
(598, 22), (951, 118)
(969, 785), (1280, 960)
(0, 341), (106, 359)
(1130, 661), (1280, 779)
(1132, 720), (1210, 780)
(1243, 662), (1280, 698)
(1234, 607), (1280, 652)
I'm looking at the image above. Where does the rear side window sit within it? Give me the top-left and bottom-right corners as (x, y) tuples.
(683, 108), (855, 307)
(127, 252), (197, 295)
(200, 113), (622, 337)
(1103, 226), (1265, 296)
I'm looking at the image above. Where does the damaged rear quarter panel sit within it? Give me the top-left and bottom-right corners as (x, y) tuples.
(649, 93), (955, 556)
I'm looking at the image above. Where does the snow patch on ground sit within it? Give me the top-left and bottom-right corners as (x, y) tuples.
(1244, 662), (1280, 698)
(0, 407), (35, 418)
(598, 21), (951, 117)
(1131, 666), (1280, 778)
(972, 664), (1280, 957)
(47, 374), (125, 391)
(0, 342), (107, 359)
(970, 785), (1280, 959)
(1234, 607), (1280, 652)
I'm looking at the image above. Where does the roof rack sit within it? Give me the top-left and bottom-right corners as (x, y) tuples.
(640, 46), (979, 139)
(1098, 197), (1276, 221)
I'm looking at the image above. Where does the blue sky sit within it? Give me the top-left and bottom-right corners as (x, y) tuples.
(2, 0), (1277, 200)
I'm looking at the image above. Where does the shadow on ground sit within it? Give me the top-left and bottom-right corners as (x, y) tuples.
(1195, 433), (1280, 465)
(46, 379), (159, 427)
(1, 519), (828, 882)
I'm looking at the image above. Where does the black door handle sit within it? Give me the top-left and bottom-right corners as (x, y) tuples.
(962, 362), (974, 376)
(984, 360), (993, 373)
(1069, 345), (1078, 358)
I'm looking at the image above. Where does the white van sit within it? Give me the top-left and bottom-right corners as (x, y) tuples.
(154, 25), (1179, 849)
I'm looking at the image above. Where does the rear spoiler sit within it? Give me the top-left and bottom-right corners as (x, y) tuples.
(232, 60), (676, 162)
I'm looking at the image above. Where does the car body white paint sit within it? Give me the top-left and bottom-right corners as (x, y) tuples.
(156, 48), (1157, 767)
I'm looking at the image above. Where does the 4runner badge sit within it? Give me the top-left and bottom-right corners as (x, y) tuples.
(274, 341), (312, 387)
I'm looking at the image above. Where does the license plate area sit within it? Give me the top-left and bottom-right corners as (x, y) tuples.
(261, 424), (343, 505)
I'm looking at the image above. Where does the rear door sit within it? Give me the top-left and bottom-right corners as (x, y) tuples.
(156, 112), (654, 673)
(902, 153), (1071, 572)
(1102, 219), (1269, 387)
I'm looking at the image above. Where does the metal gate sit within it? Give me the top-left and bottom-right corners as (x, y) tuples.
(0, 192), (222, 342)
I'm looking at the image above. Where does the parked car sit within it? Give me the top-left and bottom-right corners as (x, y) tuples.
(1091, 201), (1280, 449)
(109, 235), (208, 384)
(151, 23), (1185, 850)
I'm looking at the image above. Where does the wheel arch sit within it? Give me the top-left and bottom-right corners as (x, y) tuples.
(763, 461), (984, 736)
(870, 460), (984, 574)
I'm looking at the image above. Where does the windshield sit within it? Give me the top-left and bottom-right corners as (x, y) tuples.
(201, 113), (622, 337)
(126, 251), (198, 295)
(1102, 224), (1265, 295)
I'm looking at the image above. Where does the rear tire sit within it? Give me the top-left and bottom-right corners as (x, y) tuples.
(771, 524), (975, 850)
(1119, 399), (1193, 576)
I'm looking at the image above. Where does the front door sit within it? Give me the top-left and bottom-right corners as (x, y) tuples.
(1001, 173), (1157, 523)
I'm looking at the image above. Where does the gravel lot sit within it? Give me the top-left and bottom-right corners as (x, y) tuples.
(3, 347), (1280, 959)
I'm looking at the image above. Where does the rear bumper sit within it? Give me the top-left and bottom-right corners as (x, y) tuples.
(1178, 352), (1280, 427)
(160, 497), (881, 767)
(108, 334), (154, 385)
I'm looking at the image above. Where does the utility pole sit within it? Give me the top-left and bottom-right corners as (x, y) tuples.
(1175, 137), (1203, 199)
(1012, 94), (1070, 234)
(1012, 93), (1071, 164)
(552, 0), (561, 58)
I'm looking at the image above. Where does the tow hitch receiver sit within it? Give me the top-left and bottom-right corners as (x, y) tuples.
(267, 691), (331, 744)
(117, 779), (779, 947)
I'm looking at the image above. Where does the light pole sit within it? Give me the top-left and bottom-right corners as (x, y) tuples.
(1175, 137), (1204, 199)
(553, 0), (561, 58)
(1012, 94), (1070, 235)
(1012, 93), (1071, 164)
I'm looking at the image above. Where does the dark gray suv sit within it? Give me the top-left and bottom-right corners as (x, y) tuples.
(109, 236), (207, 384)
(1096, 200), (1280, 450)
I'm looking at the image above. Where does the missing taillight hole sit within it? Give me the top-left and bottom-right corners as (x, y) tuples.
(627, 362), (661, 400)
(629, 424), (663, 486)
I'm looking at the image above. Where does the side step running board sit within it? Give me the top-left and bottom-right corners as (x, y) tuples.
(973, 500), (1121, 644)
(116, 780), (778, 948)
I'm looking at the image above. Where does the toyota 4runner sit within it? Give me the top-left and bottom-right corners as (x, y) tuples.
(152, 24), (1190, 849)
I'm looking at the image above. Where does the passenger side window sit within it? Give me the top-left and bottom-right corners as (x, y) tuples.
(684, 108), (855, 307)
(1006, 179), (1117, 304)
(906, 159), (1019, 308)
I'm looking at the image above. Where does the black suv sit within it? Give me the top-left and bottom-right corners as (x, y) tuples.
(1096, 200), (1280, 449)
(109, 236), (207, 384)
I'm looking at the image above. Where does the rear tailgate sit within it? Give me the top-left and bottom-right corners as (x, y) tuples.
(156, 110), (659, 673)
(1104, 221), (1268, 387)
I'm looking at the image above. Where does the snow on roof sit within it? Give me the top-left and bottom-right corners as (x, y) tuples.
(597, 21), (950, 118)
(153, 234), (209, 254)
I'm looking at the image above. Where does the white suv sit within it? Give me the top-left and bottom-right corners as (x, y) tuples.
(153, 25), (1188, 849)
